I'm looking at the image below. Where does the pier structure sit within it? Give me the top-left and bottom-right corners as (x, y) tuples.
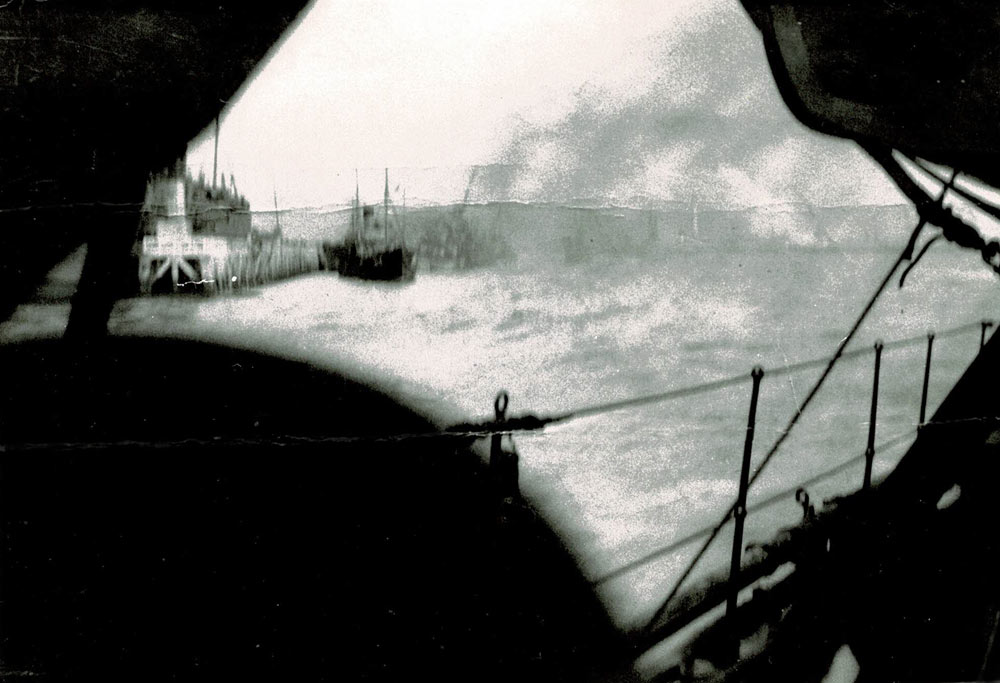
(137, 173), (321, 293)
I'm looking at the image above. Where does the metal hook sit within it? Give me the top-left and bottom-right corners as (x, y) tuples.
(494, 390), (509, 421)
(795, 488), (814, 519)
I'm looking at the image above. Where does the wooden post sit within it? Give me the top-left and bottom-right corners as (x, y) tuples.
(170, 256), (179, 292)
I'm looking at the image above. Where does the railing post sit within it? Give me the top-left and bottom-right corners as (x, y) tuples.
(726, 366), (764, 655)
(982, 320), (994, 350)
(490, 391), (519, 523)
(919, 332), (934, 429)
(863, 340), (883, 490)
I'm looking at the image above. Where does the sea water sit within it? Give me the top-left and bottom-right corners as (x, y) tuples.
(5, 235), (999, 630)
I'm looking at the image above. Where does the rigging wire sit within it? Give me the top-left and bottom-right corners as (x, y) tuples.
(899, 233), (942, 287)
(445, 320), (984, 440)
(4, 319), (986, 453)
(911, 158), (1000, 225)
(590, 428), (918, 586)
(869, 147), (1000, 273)
(641, 169), (958, 634)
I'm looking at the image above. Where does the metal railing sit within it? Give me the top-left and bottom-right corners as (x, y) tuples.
(478, 318), (996, 653)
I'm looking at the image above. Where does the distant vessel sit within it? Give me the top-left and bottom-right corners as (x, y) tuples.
(137, 159), (253, 293)
(328, 169), (415, 282)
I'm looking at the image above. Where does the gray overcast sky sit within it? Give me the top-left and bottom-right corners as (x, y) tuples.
(187, 0), (905, 211)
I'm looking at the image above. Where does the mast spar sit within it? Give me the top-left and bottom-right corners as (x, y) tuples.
(383, 168), (390, 244)
(273, 188), (281, 235)
(353, 169), (360, 242)
(212, 114), (219, 189)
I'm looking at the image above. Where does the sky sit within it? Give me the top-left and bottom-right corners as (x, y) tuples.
(187, 0), (906, 211)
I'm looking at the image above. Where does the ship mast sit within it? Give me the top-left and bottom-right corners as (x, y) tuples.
(273, 188), (281, 235)
(383, 168), (390, 244)
(212, 114), (220, 189)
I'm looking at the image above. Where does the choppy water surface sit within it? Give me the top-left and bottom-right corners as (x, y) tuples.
(6, 237), (999, 629)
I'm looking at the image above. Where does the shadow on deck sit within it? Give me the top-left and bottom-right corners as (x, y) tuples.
(0, 337), (632, 682)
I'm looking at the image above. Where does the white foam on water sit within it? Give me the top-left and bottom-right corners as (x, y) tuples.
(5, 239), (993, 628)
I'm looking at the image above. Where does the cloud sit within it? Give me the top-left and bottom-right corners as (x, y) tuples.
(188, 0), (905, 209)
(479, 0), (905, 209)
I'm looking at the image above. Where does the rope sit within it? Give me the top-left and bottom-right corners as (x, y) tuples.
(980, 604), (1000, 679)
(0, 201), (145, 214)
(912, 158), (1000, 225)
(0, 200), (296, 217)
(867, 147), (1000, 274)
(642, 174), (957, 634)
